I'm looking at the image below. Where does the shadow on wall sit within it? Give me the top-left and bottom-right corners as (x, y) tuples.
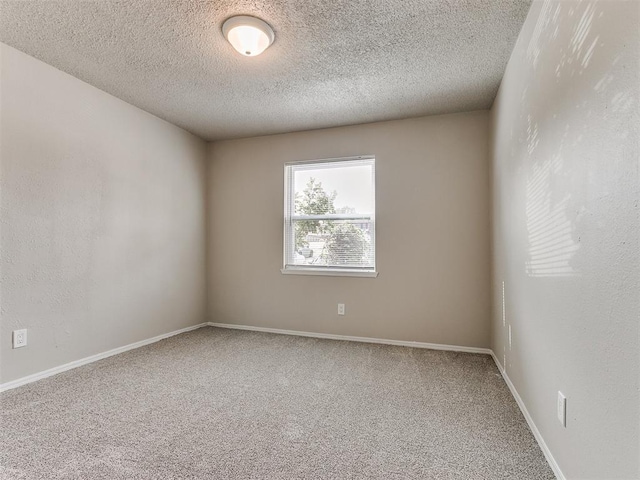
(520, 0), (636, 278)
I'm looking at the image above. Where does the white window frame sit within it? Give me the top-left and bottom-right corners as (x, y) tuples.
(282, 155), (378, 277)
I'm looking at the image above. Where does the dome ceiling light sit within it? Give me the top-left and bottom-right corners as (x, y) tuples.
(222, 15), (275, 57)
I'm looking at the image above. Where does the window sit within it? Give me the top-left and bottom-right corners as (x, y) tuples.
(283, 156), (376, 277)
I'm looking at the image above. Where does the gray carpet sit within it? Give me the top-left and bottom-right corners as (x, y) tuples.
(1, 327), (554, 479)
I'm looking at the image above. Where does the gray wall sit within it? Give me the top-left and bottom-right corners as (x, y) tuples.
(491, 1), (639, 478)
(0, 44), (209, 384)
(208, 112), (492, 348)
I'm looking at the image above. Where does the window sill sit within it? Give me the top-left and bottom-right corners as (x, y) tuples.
(281, 268), (378, 278)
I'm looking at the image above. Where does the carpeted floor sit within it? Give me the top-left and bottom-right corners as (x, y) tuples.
(1, 327), (554, 479)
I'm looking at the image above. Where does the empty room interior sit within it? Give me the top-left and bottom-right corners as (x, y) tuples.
(0, 0), (638, 479)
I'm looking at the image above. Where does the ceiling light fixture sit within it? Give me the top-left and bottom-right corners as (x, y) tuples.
(222, 15), (274, 57)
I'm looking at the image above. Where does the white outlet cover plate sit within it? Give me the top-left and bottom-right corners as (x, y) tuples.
(13, 329), (27, 348)
(338, 304), (345, 315)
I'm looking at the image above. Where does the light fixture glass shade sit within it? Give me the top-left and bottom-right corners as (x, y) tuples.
(222, 16), (274, 57)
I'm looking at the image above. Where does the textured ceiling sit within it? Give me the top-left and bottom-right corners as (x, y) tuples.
(0, 0), (532, 141)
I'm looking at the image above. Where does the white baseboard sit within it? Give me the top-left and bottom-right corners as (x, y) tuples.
(206, 322), (561, 478)
(207, 322), (492, 355)
(1, 320), (562, 479)
(0, 323), (208, 393)
(489, 352), (565, 480)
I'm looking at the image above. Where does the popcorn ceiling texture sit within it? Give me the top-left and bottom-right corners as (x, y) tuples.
(0, 0), (531, 140)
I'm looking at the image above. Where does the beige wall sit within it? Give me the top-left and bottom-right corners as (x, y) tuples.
(0, 44), (208, 384)
(208, 112), (491, 348)
(491, 1), (639, 478)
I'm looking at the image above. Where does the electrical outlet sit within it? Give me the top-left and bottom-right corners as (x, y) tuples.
(337, 303), (345, 315)
(557, 391), (567, 427)
(13, 329), (27, 349)
(508, 325), (512, 350)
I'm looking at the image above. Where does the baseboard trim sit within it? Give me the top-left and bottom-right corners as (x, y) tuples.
(207, 322), (492, 355)
(489, 352), (565, 480)
(1, 321), (562, 479)
(0, 323), (208, 393)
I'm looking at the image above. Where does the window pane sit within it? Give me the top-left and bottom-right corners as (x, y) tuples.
(285, 157), (376, 273)
(294, 164), (374, 215)
(292, 218), (374, 268)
